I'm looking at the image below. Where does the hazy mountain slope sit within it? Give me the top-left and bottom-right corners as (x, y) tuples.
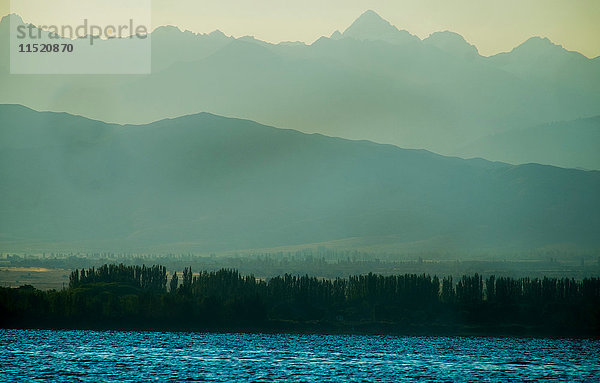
(151, 25), (234, 72)
(487, 37), (600, 92)
(99, 33), (598, 155)
(423, 31), (479, 59)
(0, 12), (598, 167)
(458, 116), (600, 170)
(1, 104), (599, 254)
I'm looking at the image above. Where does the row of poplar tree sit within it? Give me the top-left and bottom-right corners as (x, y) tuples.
(67, 264), (600, 306)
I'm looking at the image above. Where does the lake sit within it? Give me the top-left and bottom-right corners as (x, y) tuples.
(1, 330), (599, 382)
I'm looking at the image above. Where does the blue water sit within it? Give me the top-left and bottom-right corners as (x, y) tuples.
(1, 330), (599, 382)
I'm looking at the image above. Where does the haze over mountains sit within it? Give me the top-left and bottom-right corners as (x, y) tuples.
(1, 11), (599, 169)
(1, 104), (599, 255)
(459, 116), (600, 171)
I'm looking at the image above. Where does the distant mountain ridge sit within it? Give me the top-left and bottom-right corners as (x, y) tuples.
(0, 11), (599, 169)
(458, 115), (600, 170)
(1, 104), (598, 255)
(423, 31), (479, 58)
(342, 9), (419, 45)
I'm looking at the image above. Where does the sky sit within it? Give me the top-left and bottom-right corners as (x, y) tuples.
(2, 0), (599, 58)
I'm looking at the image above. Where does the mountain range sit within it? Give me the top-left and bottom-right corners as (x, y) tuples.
(1, 11), (599, 169)
(1, 104), (598, 256)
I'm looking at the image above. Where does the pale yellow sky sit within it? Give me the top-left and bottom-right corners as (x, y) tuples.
(2, 0), (599, 57)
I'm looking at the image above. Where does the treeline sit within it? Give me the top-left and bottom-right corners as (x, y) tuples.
(1, 264), (599, 336)
(69, 264), (167, 292)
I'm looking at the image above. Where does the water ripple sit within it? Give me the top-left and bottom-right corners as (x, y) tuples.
(0, 330), (599, 382)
